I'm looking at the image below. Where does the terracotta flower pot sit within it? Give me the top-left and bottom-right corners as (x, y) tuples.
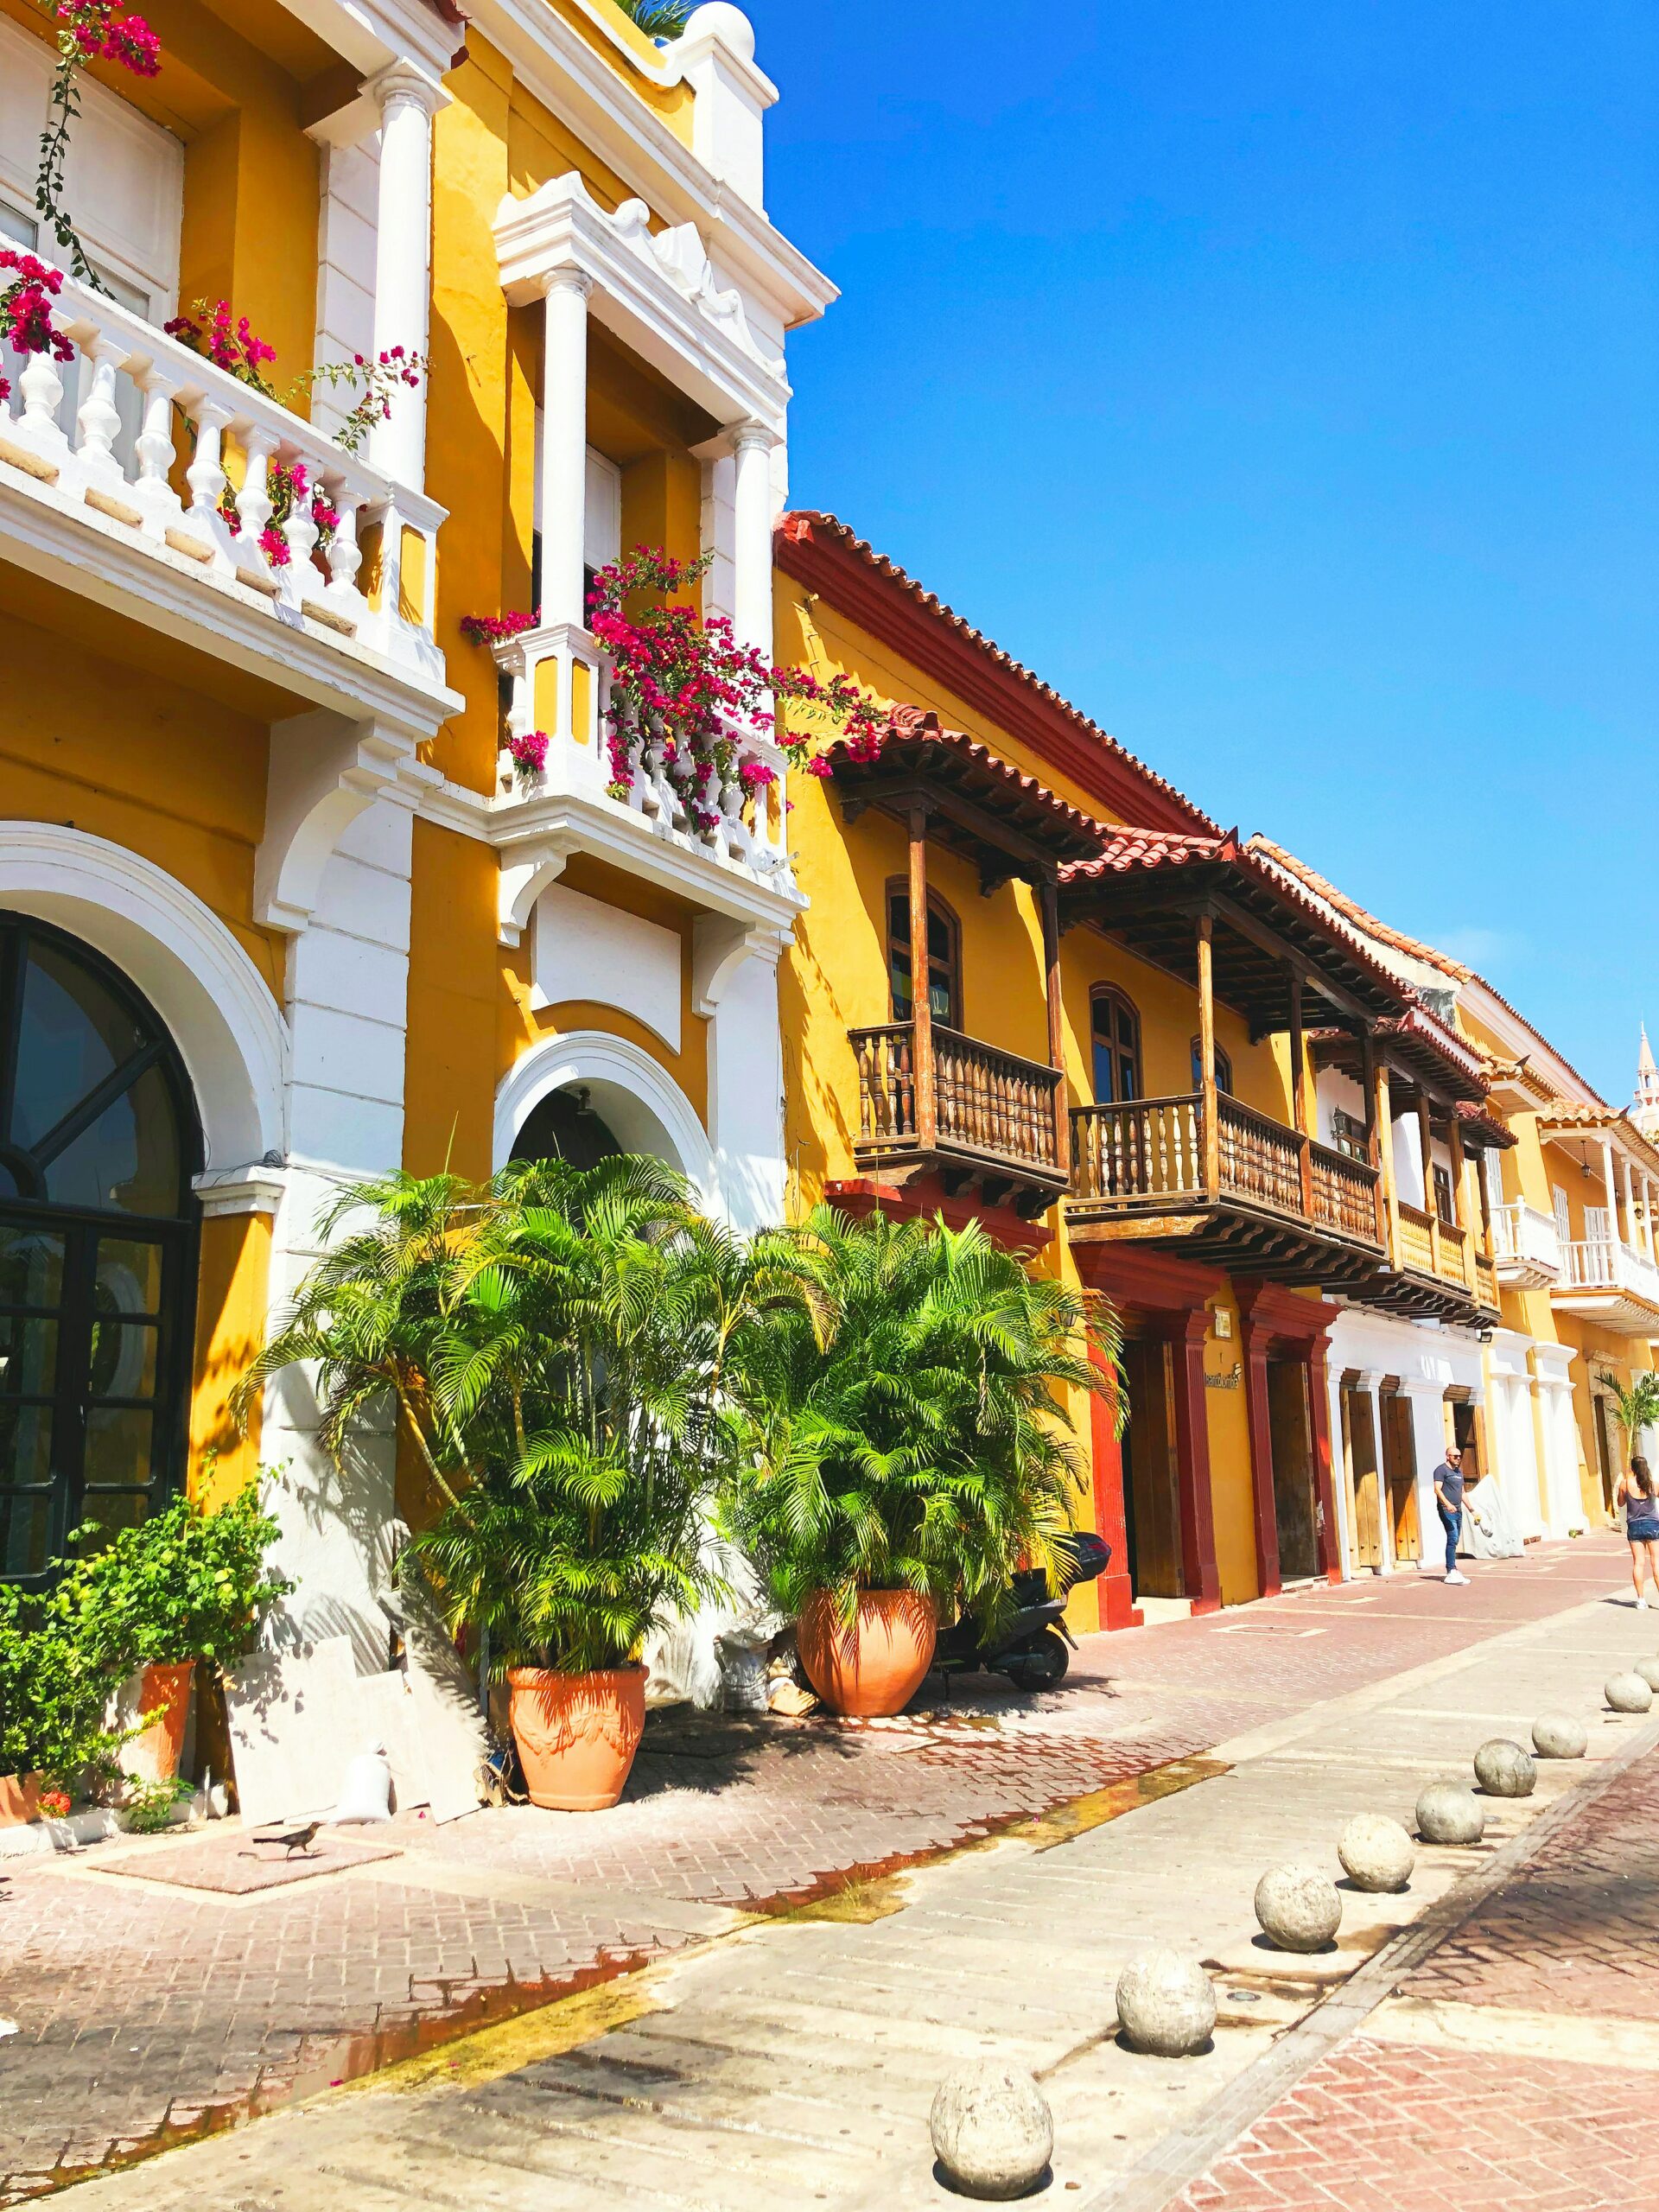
(125, 1660), (194, 1785)
(797, 1589), (938, 1718)
(0, 1772), (41, 1827)
(507, 1664), (645, 1811)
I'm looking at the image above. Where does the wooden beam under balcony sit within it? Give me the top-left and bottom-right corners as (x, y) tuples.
(1065, 1092), (1386, 1287)
(849, 1020), (1069, 1217)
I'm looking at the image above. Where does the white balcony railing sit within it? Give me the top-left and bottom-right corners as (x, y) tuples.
(0, 270), (445, 694)
(493, 621), (798, 898)
(1559, 1236), (1659, 1307)
(1492, 1200), (1563, 1287)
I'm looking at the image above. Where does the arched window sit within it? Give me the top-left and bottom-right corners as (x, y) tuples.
(887, 881), (962, 1030)
(0, 914), (201, 1586)
(512, 1084), (623, 1172)
(1189, 1035), (1233, 1095)
(1091, 987), (1141, 1103)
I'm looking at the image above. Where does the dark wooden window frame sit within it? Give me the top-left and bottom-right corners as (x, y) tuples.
(886, 878), (963, 1031)
(1090, 984), (1141, 1104)
(1188, 1033), (1233, 1096)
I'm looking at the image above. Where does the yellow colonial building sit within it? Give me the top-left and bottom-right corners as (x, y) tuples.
(0, 0), (1646, 1664)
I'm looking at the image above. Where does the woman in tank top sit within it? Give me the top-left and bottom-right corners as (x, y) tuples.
(1614, 1453), (1659, 1609)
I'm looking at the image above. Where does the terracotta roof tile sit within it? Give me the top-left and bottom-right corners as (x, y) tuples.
(777, 513), (1218, 837)
(824, 707), (1109, 863)
(1246, 836), (1472, 980)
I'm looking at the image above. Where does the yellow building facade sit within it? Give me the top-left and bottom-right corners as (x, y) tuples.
(0, 0), (1646, 1660)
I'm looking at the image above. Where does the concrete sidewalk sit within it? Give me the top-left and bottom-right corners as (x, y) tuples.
(37, 1542), (1657, 2211)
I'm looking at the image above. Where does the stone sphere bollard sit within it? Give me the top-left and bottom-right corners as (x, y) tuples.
(1633, 1656), (1659, 1694)
(1115, 1949), (1217, 2056)
(1416, 1781), (1485, 1845)
(1473, 1739), (1536, 1799)
(1338, 1812), (1415, 1893)
(1533, 1712), (1587, 1759)
(930, 2063), (1053, 2201)
(1605, 1671), (1654, 1714)
(1254, 1864), (1342, 1953)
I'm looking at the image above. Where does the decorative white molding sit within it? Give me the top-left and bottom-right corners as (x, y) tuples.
(194, 1164), (289, 1217)
(690, 913), (785, 1018)
(533, 880), (683, 1045)
(0, 824), (288, 1170)
(496, 172), (789, 432)
(493, 1028), (715, 1200)
(255, 712), (438, 933)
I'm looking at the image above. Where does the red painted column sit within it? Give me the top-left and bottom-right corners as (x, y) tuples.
(1088, 1353), (1141, 1630)
(1168, 1313), (1222, 1614)
(1240, 1318), (1283, 1600)
(1306, 1332), (1342, 1582)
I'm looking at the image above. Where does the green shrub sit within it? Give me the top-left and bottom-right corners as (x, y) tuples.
(0, 1574), (128, 1792)
(68, 1480), (292, 1675)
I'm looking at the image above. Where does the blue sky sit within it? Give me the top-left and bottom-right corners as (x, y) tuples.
(754, 0), (1659, 1101)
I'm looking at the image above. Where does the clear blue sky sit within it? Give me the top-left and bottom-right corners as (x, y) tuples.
(755, 0), (1658, 1102)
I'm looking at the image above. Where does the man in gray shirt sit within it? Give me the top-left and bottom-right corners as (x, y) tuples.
(1433, 1445), (1469, 1586)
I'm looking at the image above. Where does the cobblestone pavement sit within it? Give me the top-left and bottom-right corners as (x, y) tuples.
(0, 1536), (1634, 2202)
(1176, 1731), (1659, 2211)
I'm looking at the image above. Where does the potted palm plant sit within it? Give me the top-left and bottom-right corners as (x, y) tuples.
(722, 1206), (1117, 1719)
(245, 1155), (744, 1810)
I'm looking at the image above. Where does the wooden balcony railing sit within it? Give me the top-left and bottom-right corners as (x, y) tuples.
(1395, 1202), (1436, 1277)
(850, 1021), (1064, 1185)
(1069, 1091), (1382, 1252)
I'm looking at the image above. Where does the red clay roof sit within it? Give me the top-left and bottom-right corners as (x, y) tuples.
(775, 513), (1217, 840)
(824, 706), (1109, 865)
(1246, 836), (1472, 981)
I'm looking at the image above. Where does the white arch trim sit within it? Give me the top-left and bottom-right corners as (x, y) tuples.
(0, 823), (289, 1171)
(493, 1029), (716, 1204)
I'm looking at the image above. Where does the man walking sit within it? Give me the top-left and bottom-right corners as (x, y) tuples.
(1433, 1444), (1469, 1585)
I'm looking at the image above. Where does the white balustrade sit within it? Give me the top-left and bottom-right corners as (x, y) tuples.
(493, 625), (796, 894)
(0, 264), (445, 685)
(1560, 1236), (1659, 1305)
(1492, 1199), (1563, 1284)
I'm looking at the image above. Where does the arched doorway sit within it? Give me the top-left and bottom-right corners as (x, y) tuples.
(0, 912), (202, 1585)
(510, 1084), (623, 1172)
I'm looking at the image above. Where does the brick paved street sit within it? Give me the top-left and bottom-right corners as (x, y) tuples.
(0, 1535), (1643, 2204)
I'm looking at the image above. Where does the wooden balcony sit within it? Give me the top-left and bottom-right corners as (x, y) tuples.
(849, 1020), (1068, 1214)
(1065, 1091), (1385, 1286)
(1363, 1200), (1501, 1325)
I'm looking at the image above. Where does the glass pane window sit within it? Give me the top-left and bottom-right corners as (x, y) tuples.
(44, 1065), (184, 1217)
(887, 887), (961, 1030)
(14, 938), (145, 1153)
(1091, 988), (1141, 1104)
(1188, 1039), (1233, 1094)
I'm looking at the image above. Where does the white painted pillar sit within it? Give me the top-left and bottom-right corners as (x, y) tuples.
(1644, 1174), (1657, 1262)
(692, 921), (790, 1233)
(1327, 1363), (1352, 1579)
(1404, 1384), (1448, 1568)
(539, 269), (592, 630)
(1600, 1137), (1619, 1253)
(730, 423), (777, 658)
(367, 63), (442, 491)
(1620, 1154), (1637, 1256)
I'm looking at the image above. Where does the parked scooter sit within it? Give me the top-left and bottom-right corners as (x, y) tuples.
(932, 1530), (1111, 1691)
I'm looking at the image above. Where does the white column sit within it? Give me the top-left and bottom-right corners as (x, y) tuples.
(1643, 1174), (1657, 1262)
(367, 62), (442, 491)
(1363, 1373), (1395, 1573)
(1620, 1154), (1637, 1255)
(730, 423), (777, 658)
(1327, 1363), (1352, 1579)
(539, 268), (592, 630)
(1600, 1136), (1619, 1254)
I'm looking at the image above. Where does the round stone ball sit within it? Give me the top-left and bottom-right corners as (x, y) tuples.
(929, 2063), (1053, 2202)
(1416, 1780), (1486, 1846)
(1533, 1712), (1587, 1759)
(1338, 1812), (1415, 1893)
(1633, 1656), (1659, 1694)
(1115, 1948), (1217, 2057)
(1605, 1671), (1654, 1714)
(1254, 1864), (1342, 1953)
(1473, 1738), (1536, 1799)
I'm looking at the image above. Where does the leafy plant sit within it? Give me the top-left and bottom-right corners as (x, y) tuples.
(67, 1482), (291, 1674)
(244, 1156), (749, 1676)
(119, 1774), (194, 1833)
(1608, 1373), (1659, 1444)
(720, 1206), (1120, 1631)
(0, 1573), (129, 1793)
(610, 0), (692, 40)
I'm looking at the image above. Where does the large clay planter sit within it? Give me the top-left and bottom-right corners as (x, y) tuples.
(507, 1664), (645, 1811)
(0, 1772), (41, 1827)
(125, 1661), (194, 1785)
(797, 1589), (938, 1718)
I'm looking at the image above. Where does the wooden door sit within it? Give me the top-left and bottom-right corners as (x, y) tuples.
(1344, 1381), (1382, 1570)
(1266, 1357), (1319, 1581)
(1121, 1337), (1182, 1598)
(1381, 1389), (1421, 1560)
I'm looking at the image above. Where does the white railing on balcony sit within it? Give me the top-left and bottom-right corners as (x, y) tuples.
(1492, 1200), (1563, 1283)
(0, 269), (444, 688)
(493, 622), (796, 894)
(1560, 1236), (1659, 1306)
